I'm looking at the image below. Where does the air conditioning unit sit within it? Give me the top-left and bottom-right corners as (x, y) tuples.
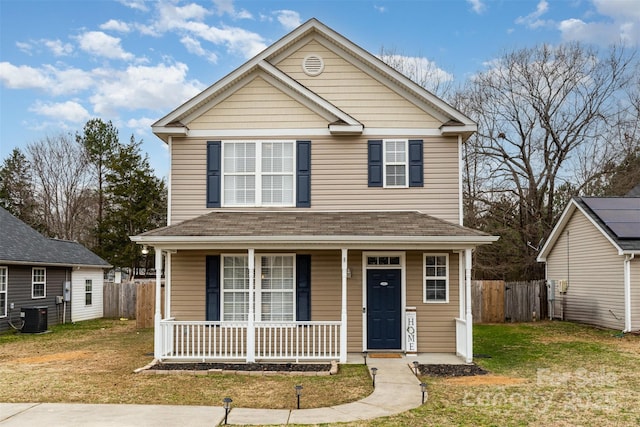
(21, 306), (48, 333)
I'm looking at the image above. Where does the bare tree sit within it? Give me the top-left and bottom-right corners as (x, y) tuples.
(27, 134), (96, 243)
(379, 45), (454, 98)
(455, 42), (637, 279)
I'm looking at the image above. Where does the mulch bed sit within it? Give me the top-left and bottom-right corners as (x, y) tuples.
(152, 362), (332, 372)
(418, 363), (488, 377)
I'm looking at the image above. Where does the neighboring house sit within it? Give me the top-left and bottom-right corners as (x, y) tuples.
(131, 19), (497, 363)
(0, 207), (111, 333)
(537, 196), (640, 332)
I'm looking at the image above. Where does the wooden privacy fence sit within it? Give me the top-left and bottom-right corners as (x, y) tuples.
(103, 280), (163, 328)
(472, 280), (548, 323)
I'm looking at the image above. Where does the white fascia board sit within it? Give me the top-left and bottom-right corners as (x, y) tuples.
(0, 259), (111, 269)
(182, 128), (445, 138)
(329, 124), (365, 135)
(441, 124), (478, 135)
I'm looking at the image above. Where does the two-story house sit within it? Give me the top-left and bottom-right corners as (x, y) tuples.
(132, 19), (497, 364)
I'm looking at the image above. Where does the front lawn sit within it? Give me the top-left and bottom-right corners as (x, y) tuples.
(358, 321), (640, 427)
(0, 319), (371, 409)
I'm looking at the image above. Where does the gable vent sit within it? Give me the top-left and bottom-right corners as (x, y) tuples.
(302, 55), (324, 76)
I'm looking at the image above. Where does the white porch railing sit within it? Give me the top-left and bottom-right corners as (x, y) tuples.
(455, 318), (467, 360)
(158, 319), (341, 362)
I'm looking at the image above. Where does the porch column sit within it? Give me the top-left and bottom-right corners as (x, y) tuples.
(340, 248), (348, 363)
(465, 248), (473, 363)
(165, 251), (172, 318)
(624, 254), (634, 332)
(154, 247), (163, 359)
(247, 248), (256, 363)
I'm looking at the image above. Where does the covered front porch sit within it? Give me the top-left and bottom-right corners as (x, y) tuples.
(131, 211), (497, 364)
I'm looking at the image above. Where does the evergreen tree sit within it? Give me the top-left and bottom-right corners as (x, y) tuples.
(100, 136), (166, 272)
(76, 118), (119, 250)
(0, 148), (39, 228)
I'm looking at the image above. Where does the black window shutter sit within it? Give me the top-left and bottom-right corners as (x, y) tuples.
(205, 255), (221, 321)
(206, 141), (221, 208)
(296, 140), (311, 207)
(296, 255), (311, 321)
(368, 140), (383, 187)
(408, 139), (424, 187)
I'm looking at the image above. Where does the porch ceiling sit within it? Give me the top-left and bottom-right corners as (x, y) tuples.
(131, 210), (498, 250)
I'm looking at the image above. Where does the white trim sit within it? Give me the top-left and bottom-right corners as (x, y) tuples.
(464, 248), (473, 363)
(31, 267), (46, 299)
(161, 128), (448, 140)
(247, 248), (255, 363)
(0, 266), (7, 318)
(361, 251), (406, 352)
(221, 140), (296, 208)
(383, 139), (409, 188)
(423, 253), (449, 303)
(167, 136), (173, 226)
(340, 248), (348, 363)
(458, 135), (463, 225)
(624, 254), (634, 332)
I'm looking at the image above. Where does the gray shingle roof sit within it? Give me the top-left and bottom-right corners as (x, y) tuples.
(0, 206), (110, 267)
(576, 197), (640, 251)
(138, 210), (491, 239)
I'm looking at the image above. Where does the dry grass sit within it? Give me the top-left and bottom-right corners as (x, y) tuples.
(0, 319), (371, 409)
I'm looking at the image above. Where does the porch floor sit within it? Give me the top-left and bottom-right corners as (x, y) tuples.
(345, 352), (467, 365)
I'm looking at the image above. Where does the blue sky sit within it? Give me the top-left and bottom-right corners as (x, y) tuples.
(1, 0), (639, 178)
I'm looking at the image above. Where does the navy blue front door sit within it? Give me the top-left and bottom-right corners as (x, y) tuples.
(367, 269), (402, 349)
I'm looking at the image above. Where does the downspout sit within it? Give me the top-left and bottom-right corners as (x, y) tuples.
(465, 248), (473, 363)
(624, 254), (634, 333)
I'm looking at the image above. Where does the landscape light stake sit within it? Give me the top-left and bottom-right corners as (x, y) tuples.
(420, 383), (428, 404)
(223, 397), (232, 424)
(413, 360), (420, 375)
(295, 385), (303, 409)
(362, 351), (368, 366)
(371, 367), (378, 388)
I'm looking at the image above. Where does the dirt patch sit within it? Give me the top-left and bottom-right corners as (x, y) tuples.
(444, 375), (528, 386)
(418, 363), (488, 377)
(13, 350), (93, 364)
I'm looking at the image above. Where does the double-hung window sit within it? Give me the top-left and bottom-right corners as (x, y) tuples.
(424, 254), (448, 303)
(85, 279), (93, 306)
(223, 141), (294, 207)
(221, 254), (295, 321)
(32, 267), (46, 299)
(384, 140), (408, 187)
(0, 267), (7, 317)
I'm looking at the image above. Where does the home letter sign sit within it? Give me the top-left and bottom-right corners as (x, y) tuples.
(405, 308), (417, 355)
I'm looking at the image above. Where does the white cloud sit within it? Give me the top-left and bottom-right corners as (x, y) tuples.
(126, 116), (155, 135)
(100, 19), (131, 33)
(0, 63), (93, 95)
(43, 39), (74, 56)
(274, 10), (301, 31)
(180, 36), (218, 63)
(212, 0), (253, 19)
(16, 41), (34, 55)
(117, 0), (148, 12)
(558, 0), (640, 46)
(516, 0), (550, 29)
(89, 62), (204, 115)
(374, 5), (387, 13)
(143, 1), (266, 59)
(466, 0), (485, 14)
(29, 100), (91, 123)
(75, 31), (134, 61)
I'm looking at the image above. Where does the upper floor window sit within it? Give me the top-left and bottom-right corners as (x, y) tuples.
(0, 267), (7, 317)
(223, 141), (294, 207)
(32, 267), (46, 299)
(384, 140), (407, 187)
(424, 254), (448, 303)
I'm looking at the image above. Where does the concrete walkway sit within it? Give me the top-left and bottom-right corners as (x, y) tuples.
(0, 353), (463, 426)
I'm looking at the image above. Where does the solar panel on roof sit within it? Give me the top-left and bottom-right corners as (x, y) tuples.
(581, 197), (640, 239)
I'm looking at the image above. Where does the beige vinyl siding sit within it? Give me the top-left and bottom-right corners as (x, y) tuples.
(546, 210), (625, 330)
(275, 40), (441, 128)
(407, 251), (458, 353)
(169, 135), (460, 224)
(170, 250), (210, 320)
(631, 258), (640, 331)
(189, 76), (328, 130)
